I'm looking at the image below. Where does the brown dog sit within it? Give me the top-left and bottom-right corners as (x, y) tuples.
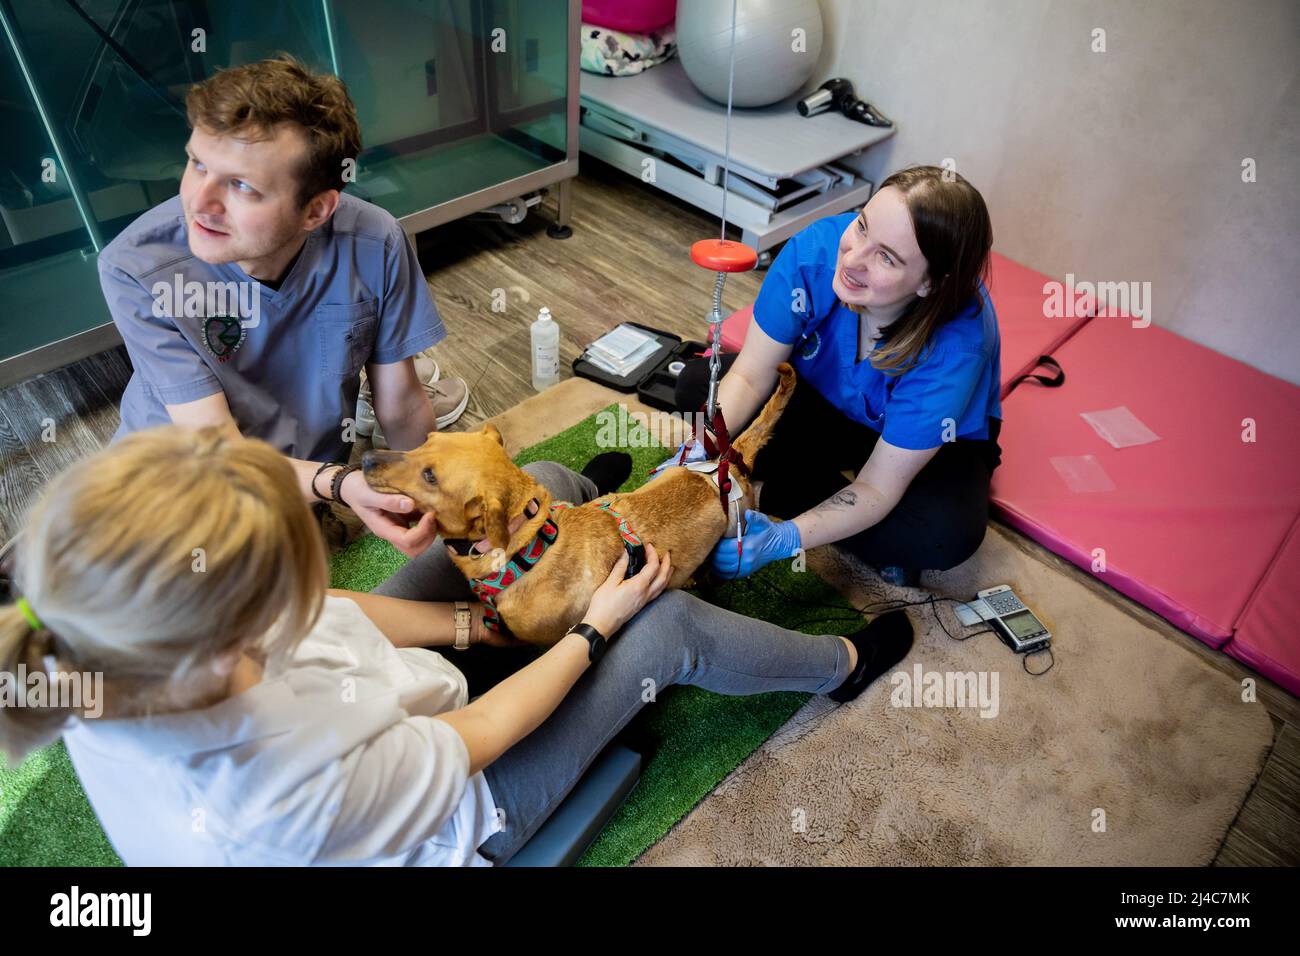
(362, 363), (797, 646)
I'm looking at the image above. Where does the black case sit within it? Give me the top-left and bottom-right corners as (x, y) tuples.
(571, 322), (711, 411)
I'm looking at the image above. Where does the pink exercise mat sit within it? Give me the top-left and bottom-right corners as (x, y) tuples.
(985, 252), (1093, 398)
(991, 315), (1300, 649)
(1230, 514), (1300, 695)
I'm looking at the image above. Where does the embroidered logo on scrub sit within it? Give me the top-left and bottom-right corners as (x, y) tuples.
(149, 274), (262, 364)
(202, 314), (247, 362)
(798, 330), (821, 362)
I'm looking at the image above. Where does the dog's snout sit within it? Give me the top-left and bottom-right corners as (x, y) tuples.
(362, 449), (405, 473)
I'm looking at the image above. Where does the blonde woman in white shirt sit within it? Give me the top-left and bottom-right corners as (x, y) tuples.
(0, 426), (912, 866)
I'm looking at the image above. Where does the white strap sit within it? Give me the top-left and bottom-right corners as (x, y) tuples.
(453, 601), (472, 651)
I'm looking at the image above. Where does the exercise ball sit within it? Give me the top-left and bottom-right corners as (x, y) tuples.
(677, 0), (824, 108)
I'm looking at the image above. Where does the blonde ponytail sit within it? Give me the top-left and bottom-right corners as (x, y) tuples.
(0, 607), (74, 760)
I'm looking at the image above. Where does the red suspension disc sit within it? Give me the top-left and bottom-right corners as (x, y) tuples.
(690, 238), (758, 273)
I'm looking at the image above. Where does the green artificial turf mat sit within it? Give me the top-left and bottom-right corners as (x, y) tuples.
(1, 404), (862, 866)
(0, 741), (120, 866)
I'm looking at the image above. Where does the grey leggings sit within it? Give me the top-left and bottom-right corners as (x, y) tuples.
(372, 461), (853, 865)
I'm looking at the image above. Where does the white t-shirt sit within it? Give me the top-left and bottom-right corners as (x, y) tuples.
(63, 596), (502, 866)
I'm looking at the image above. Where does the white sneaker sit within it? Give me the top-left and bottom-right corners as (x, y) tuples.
(364, 378), (469, 446)
(354, 394), (376, 437)
(414, 354), (441, 387)
(359, 353), (439, 396)
(430, 377), (470, 429)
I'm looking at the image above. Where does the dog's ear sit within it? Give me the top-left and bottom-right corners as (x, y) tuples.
(483, 496), (510, 550)
(464, 494), (511, 550)
(482, 423), (504, 447)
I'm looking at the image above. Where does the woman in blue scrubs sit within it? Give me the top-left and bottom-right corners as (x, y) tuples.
(672, 165), (1003, 587)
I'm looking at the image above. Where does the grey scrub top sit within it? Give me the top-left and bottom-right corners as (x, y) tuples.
(99, 192), (446, 462)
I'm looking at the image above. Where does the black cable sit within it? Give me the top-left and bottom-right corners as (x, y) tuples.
(1024, 646), (1055, 676)
(697, 570), (1054, 737)
(733, 573), (1006, 647)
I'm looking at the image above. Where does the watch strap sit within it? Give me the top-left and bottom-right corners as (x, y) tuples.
(567, 622), (607, 662)
(453, 601), (472, 651)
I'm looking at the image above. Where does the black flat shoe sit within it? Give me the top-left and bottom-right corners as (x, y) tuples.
(827, 610), (914, 703)
(580, 451), (634, 497)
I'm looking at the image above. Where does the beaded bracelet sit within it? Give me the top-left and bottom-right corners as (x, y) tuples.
(312, 461), (344, 502)
(331, 463), (362, 506)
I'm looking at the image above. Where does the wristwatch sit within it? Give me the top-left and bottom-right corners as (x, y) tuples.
(566, 621), (608, 663)
(452, 601), (473, 651)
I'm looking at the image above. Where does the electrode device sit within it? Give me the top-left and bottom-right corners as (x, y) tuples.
(954, 585), (1051, 654)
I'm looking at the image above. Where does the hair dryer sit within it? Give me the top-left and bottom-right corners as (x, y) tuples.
(796, 78), (893, 127)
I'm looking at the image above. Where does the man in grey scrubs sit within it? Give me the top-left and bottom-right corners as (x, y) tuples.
(99, 56), (467, 556)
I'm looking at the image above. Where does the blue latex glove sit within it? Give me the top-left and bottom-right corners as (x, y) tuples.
(648, 438), (708, 480)
(710, 509), (802, 579)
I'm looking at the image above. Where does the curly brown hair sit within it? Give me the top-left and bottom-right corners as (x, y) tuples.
(185, 54), (362, 208)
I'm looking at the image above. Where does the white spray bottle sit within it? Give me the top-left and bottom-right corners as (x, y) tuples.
(530, 306), (560, 391)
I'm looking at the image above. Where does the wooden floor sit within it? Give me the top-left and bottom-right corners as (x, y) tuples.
(407, 160), (764, 433)
(0, 156), (1294, 866)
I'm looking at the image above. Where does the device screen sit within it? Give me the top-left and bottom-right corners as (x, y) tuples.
(1003, 609), (1042, 638)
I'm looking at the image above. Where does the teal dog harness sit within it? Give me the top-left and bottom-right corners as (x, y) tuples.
(466, 499), (646, 636)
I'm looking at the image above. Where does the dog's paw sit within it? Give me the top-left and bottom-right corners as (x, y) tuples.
(488, 548), (508, 573)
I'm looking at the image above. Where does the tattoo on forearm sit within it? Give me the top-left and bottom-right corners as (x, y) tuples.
(825, 489), (858, 509)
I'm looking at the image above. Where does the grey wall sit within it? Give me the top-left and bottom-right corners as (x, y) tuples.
(810, 0), (1299, 384)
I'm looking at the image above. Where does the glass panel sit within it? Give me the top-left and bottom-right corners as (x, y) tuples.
(0, 0), (571, 365)
(486, 0), (569, 155)
(343, 0), (571, 217)
(0, 21), (102, 362)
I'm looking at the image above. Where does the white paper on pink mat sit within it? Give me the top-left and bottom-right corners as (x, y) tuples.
(1079, 405), (1162, 449)
(1050, 454), (1117, 493)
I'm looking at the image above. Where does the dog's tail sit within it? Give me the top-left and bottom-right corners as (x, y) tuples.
(730, 362), (796, 471)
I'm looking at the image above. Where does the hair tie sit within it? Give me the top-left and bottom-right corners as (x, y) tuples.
(16, 596), (42, 631)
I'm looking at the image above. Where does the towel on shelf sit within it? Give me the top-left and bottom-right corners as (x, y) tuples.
(580, 22), (676, 77)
